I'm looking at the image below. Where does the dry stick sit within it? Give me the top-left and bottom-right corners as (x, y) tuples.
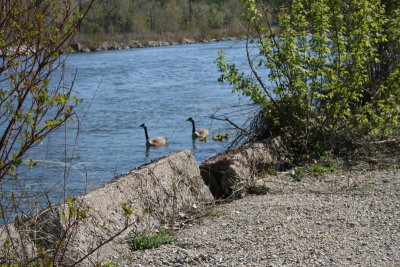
(208, 115), (250, 135)
(245, 25), (276, 107)
(64, 72), (104, 197)
(206, 104), (245, 133)
(53, 195), (91, 265)
(23, 200), (81, 266)
(63, 69), (78, 201)
(260, 6), (294, 99)
(1, 187), (34, 264)
(223, 7), (248, 33)
(210, 103), (261, 146)
(0, 203), (19, 263)
(57, 212), (85, 264)
(225, 5), (277, 107)
(52, 211), (78, 266)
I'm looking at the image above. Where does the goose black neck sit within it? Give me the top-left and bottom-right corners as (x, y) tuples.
(191, 120), (196, 132)
(143, 126), (150, 140)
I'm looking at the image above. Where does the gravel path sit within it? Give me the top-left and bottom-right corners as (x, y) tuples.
(111, 167), (400, 267)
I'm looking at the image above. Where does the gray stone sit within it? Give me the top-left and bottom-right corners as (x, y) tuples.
(0, 224), (35, 263)
(128, 40), (143, 48)
(200, 137), (287, 198)
(71, 42), (90, 53)
(180, 39), (196, 44)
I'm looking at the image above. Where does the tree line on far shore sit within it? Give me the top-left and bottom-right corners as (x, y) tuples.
(76, 0), (287, 42)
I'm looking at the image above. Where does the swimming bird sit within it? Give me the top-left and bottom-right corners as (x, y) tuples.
(186, 117), (209, 138)
(139, 124), (167, 146)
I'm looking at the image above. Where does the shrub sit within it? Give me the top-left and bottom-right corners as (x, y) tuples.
(0, 1), (137, 266)
(217, 0), (400, 159)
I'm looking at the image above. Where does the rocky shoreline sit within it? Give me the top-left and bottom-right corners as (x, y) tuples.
(0, 139), (284, 265)
(1, 138), (399, 266)
(0, 37), (242, 57)
(70, 36), (242, 53)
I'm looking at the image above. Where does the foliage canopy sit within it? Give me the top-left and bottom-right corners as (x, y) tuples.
(217, 0), (400, 157)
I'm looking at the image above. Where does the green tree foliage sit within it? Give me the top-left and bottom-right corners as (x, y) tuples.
(0, 1), (94, 264)
(0, 0), (93, 181)
(217, 0), (400, 156)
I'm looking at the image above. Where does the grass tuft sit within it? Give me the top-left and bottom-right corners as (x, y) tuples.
(128, 230), (176, 251)
(293, 168), (306, 182)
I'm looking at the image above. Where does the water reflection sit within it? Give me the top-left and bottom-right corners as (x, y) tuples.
(191, 138), (197, 151)
(144, 145), (167, 158)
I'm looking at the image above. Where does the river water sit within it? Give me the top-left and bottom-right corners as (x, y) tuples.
(16, 40), (253, 199)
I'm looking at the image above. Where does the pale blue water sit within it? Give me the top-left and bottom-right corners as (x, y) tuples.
(15, 40), (253, 198)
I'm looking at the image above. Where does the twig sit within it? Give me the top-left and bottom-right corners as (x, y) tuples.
(209, 115), (250, 134)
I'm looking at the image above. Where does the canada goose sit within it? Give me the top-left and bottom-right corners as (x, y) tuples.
(139, 124), (167, 146)
(186, 117), (209, 138)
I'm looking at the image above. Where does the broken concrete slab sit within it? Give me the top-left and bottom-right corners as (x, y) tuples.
(200, 137), (287, 198)
(28, 150), (213, 265)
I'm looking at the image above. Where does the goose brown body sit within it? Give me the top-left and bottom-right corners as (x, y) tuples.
(139, 124), (167, 146)
(186, 117), (209, 138)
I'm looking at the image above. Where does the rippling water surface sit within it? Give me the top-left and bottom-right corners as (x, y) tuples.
(19, 40), (252, 198)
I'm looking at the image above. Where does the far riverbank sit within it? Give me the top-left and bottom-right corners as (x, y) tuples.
(70, 36), (243, 53)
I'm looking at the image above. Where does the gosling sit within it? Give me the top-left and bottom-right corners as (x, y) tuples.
(139, 124), (167, 146)
(186, 117), (209, 138)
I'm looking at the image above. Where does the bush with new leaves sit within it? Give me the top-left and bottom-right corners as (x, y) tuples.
(217, 0), (400, 157)
(0, 0), (98, 265)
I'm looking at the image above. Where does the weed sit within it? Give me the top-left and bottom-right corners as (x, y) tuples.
(308, 155), (336, 176)
(368, 163), (378, 170)
(346, 185), (357, 191)
(198, 207), (223, 224)
(322, 159), (337, 172)
(203, 207), (223, 219)
(101, 262), (118, 267)
(368, 162), (400, 171)
(276, 205), (287, 209)
(346, 183), (373, 192)
(261, 166), (277, 177)
(291, 154), (336, 179)
(128, 230), (176, 251)
(358, 183), (373, 191)
(308, 163), (328, 176)
(293, 168), (306, 182)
